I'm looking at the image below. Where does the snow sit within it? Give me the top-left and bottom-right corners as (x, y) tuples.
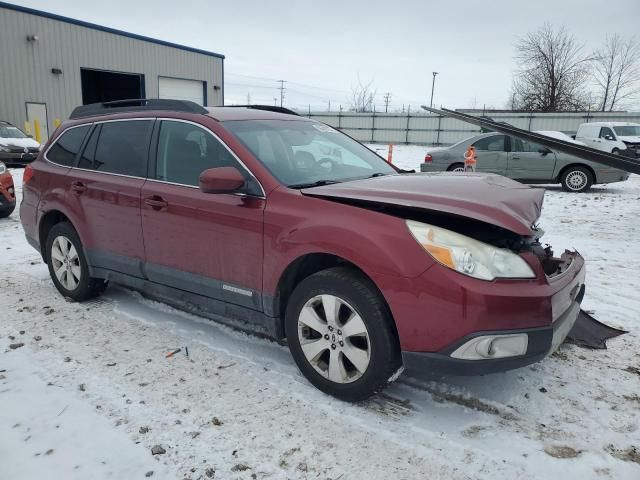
(1, 163), (640, 479)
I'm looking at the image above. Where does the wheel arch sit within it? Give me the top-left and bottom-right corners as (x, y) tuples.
(38, 209), (73, 262)
(271, 252), (400, 348)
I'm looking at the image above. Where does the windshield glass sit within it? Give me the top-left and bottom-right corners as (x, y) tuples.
(0, 125), (28, 139)
(613, 126), (640, 137)
(223, 120), (396, 187)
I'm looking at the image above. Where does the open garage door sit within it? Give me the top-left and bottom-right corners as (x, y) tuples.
(158, 77), (205, 106)
(81, 68), (145, 105)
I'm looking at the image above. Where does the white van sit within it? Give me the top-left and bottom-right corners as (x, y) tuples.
(575, 122), (640, 157)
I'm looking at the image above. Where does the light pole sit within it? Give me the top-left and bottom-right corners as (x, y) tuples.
(430, 71), (439, 108)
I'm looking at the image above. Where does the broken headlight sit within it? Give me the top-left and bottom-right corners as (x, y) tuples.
(406, 220), (535, 281)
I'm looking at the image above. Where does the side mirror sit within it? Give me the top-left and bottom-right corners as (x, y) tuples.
(538, 147), (551, 155)
(604, 134), (614, 141)
(199, 167), (245, 194)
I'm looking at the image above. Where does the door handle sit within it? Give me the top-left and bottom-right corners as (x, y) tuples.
(144, 196), (168, 210)
(70, 181), (86, 194)
(511, 156), (521, 160)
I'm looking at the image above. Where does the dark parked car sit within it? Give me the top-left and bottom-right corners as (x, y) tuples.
(21, 100), (586, 401)
(0, 121), (41, 167)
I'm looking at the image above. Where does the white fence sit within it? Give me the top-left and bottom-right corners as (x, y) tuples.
(299, 110), (640, 145)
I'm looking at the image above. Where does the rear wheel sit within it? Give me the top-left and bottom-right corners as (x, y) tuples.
(0, 205), (15, 218)
(285, 267), (401, 402)
(447, 162), (465, 172)
(46, 222), (108, 301)
(560, 166), (593, 193)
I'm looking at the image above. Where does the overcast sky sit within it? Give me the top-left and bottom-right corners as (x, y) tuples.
(13, 0), (640, 111)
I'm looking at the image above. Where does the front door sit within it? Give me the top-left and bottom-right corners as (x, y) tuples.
(141, 119), (265, 310)
(26, 102), (49, 143)
(471, 135), (508, 175)
(508, 137), (557, 181)
(67, 119), (153, 277)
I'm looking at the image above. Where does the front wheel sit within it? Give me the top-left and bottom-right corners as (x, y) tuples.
(560, 166), (593, 193)
(46, 222), (108, 301)
(285, 267), (401, 402)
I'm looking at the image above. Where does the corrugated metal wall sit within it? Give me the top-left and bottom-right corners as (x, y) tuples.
(303, 111), (640, 145)
(0, 6), (223, 138)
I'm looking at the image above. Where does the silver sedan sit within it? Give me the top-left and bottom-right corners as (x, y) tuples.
(420, 132), (630, 192)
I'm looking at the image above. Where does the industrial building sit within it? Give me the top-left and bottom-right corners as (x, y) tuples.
(0, 2), (224, 143)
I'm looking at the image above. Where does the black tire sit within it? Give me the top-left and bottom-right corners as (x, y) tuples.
(45, 222), (108, 301)
(612, 148), (620, 155)
(560, 166), (593, 193)
(447, 162), (465, 172)
(285, 266), (401, 402)
(0, 205), (15, 218)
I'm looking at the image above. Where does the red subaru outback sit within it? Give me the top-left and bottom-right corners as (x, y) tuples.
(20, 100), (585, 401)
(0, 161), (16, 218)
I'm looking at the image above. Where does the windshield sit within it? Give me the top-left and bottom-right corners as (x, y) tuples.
(613, 126), (640, 137)
(223, 120), (396, 187)
(0, 125), (28, 139)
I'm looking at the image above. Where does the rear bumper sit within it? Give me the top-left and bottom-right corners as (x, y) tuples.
(402, 287), (583, 377)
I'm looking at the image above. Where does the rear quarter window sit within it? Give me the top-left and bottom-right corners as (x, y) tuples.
(46, 125), (90, 166)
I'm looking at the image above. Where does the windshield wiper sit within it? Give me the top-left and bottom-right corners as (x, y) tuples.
(288, 179), (343, 189)
(367, 172), (388, 178)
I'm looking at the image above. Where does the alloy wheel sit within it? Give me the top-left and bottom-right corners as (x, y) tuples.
(297, 294), (371, 384)
(565, 170), (588, 191)
(51, 236), (81, 291)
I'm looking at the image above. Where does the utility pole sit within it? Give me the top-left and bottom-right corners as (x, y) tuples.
(430, 71), (439, 108)
(383, 92), (392, 112)
(278, 80), (287, 107)
(273, 97), (278, 106)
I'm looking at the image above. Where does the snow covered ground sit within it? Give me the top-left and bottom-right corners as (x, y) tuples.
(1, 163), (639, 480)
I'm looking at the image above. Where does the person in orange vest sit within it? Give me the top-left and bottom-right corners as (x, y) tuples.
(463, 145), (477, 172)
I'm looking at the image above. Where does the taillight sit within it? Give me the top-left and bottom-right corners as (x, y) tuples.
(424, 154), (433, 163)
(23, 164), (34, 184)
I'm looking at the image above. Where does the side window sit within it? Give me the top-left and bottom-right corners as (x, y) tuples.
(155, 120), (241, 186)
(88, 120), (153, 177)
(47, 125), (90, 166)
(512, 137), (545, 153)
(473, 135), (506, 152)
(599, 127), (615, 139)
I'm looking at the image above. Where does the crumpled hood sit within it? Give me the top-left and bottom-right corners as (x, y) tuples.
(301, 173), (545, 235)
(0, 137), (40, 148)
(619, 136), (640, 143)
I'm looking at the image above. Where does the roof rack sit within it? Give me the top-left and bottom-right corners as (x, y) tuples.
(69, 99), (208, 119)
(226, 105), (300, 116)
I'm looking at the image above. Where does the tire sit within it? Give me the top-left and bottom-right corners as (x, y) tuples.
(46, 222), (108, 301)
(447, 162), (465, 172)
(285, 266), (401, 402)
(0, 205), (15, 218)
(612, 148), (620, 155)
(560, 166), (593, 193)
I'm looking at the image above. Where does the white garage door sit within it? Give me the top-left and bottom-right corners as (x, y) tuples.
(158, 77), (204, 105)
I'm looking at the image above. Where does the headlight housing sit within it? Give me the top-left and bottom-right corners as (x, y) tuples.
(0, 162), (6, 174)
(406, 220), (535, 281)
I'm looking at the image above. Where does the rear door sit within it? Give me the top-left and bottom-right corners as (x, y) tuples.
(508, 137), (557, 181)
(471, 135), (508, 175)
(141, 119), (265, 310)
(66, 119), (153, 277)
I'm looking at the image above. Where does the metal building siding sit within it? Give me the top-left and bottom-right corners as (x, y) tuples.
(0, 6), (222, 134)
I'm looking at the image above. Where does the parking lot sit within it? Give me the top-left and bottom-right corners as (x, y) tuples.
(2, 160), (639, 480)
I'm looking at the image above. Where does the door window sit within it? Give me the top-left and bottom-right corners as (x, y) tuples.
(599, 127), (615, 140)
(155, 120), (240, 186)
(80, 120), (153, 177)
(473, 135), (506, 151)
(47, 125), (90, 166)
(512, 138), (547, 153)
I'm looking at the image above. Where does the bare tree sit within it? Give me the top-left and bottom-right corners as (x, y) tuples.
(592, 35), (640, 111)
(512, 24), (592, 111)
(349, 76), (376, 112)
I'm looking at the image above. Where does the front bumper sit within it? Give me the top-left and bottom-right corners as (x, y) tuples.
(402, 285), (584, 377)
(0, 176), (16, 210)
(0, 151), (37, 166)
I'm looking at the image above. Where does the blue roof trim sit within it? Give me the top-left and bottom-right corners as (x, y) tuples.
(0, 1), (225, 59)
